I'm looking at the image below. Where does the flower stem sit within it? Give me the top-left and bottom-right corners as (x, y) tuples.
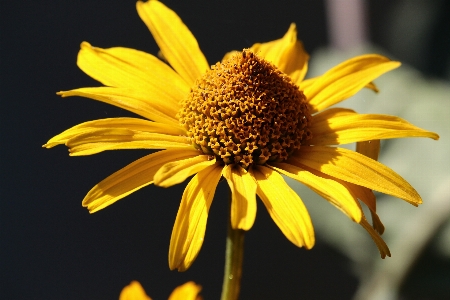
(220, 191), (245, 300)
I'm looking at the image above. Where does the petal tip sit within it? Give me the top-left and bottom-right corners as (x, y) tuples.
(80, 41), (92, 49)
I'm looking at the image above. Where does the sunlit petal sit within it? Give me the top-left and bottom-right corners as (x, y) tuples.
(44, 118), (190, 155)
(65, 129), (190, 156)
(251, 165), (314, 248)
(301, 77), (379, 94)
(44, 117), (185, 148)
(222, 165), (257, 230)
(311, 107), (356, 122)
(290, 146), (422, 205)
(323, 173), (386, 235)
(250, 23), (309, 83)
(77, 42), (189, 102)
(57, 87), (179, 125)
(82, 149), (201, 213)
(304, 55), (400, 112)
(136, 0), (209, 85)
(308, 112), (439, 145)
(169, 164), (223, 271)
(270, 163), (362, 222)
(355, 140), (385, 234)
(154, 156), (217, 187)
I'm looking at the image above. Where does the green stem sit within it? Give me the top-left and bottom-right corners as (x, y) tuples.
(220, 191), (245, 300)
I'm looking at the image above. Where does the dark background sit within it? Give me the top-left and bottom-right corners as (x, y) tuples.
(2, 1), (449, 299)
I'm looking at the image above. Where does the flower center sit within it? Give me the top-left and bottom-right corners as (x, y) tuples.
(178, 50), (312, 168)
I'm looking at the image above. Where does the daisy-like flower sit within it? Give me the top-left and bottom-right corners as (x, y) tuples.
(44, 0), (439, 271)
(119, 281), (202, 300)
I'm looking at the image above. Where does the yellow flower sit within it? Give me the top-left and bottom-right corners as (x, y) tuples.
(44, 0), (439, 271)
(119, 281), (202, 300)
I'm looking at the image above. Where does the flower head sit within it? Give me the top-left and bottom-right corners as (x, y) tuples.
(44, 0), (439, 271)
(179, 49), (312, 167)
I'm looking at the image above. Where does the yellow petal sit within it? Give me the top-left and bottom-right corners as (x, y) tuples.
(154, 156), (217, 187)
(311, 107), (356, 122)
(250, 165), (314, 248)
(82, 148), (201, 213)
(77, 42), (189, 102)
(168, 282), (202, 300)
(51, 118), (190, 156)
(304, 55), (401, 112)
(299, 76), (316, 91)
(119, 281), (152, 300)
(356, 140), (381, 161)
(169, 164), (223, 271)
(44, 117), (186, 149)
(250, 24), (309, 83)
(222, 165), (257, 230)
(325, 175), (385, 234)
(57, 87), (179, 125)
(338, 179), (377, 212)
(270, 163), (362, 222)
(136, 0), (209, 85)
(355, 140), (385, 233)
(308, 112), (439, 145)
(370, 209), (385, 235)
(290, 146), (422, 206)
(66, 130), (190, 156)
(301, 77), (379, 94)
(360, 217), (391, 258)
(365, 81), (379, 93)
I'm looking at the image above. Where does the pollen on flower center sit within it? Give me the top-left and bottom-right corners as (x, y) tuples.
(178, 49), (312, 168)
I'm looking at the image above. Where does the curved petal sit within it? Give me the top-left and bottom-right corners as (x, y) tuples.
(360, 217), (391, 258)
(169, 164), (223, 271)
(301, 77), (379, 94)
(82, 148), (201, 213)
(369, 209), (385, 235)
(65, 129), (191, 156)
(119, 281), (151, 300)
(270, 163), (362, 222)
(323, 173), (385, 235)
(44, 117), (186, 149)
(340, 179), (377, 212)
(289, 146), (422, 206)
(77, 42), (189, 102)
(308, 113), (439, 145)
(154, 156), (217, 187)
(304, 55), (400, 113)
(168, 282), (202, 300)
(250, 165), (314, 248)
(299, 76), (316, 91)
(311, 107), (356, 123)
(136, 0), (209, 85)
(222, 165), (257, 230)
(58, 87), (180, 125)
(295, 166), (387, 248)
(365, 82), (379, 93)
(355, 140), (385, 234)
(250, 23), (309, 83)
(298, 162), (386, 235)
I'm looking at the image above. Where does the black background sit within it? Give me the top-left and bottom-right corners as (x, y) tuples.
(2, 1), (448, 299)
